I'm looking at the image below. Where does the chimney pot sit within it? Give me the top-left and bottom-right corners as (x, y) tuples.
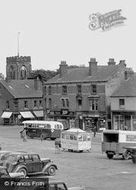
(59, 61), (68, 77)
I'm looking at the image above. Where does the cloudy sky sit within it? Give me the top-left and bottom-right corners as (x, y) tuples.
(0, 0), (135, 76)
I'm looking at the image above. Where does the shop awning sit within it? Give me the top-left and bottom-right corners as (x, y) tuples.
(1, 112), (12, 118)
(20, 111), (34, 118)
(33, 110), (44, 117)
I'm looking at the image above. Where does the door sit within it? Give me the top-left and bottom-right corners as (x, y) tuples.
(30, 154), (43, 173)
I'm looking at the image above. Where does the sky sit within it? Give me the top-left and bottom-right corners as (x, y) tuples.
(0, 0), (135, 76)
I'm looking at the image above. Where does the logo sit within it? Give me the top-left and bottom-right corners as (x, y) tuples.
(89, 9), (126, 31)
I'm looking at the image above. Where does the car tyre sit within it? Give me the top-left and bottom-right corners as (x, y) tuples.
(107, 153), (114, 159)
(17, 168), (27, 177)
(47, 166), (56, 176)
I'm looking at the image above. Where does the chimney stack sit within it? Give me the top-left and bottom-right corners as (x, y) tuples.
(59, 61), (68, 78)
(108, 58), (116, 66)
(124, 69), (134, 80)
(34, 76), (42, 90)
(89, 58), (97, 76)
(119, 60), (126, 67)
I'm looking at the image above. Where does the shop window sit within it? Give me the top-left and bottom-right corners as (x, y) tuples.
(62, 85), (67, 95)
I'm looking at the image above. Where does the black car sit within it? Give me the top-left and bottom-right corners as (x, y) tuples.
(2, 152), (58, 177)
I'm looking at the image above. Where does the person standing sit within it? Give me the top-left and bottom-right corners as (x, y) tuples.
(93, 125), (97, 137)
(20, 128), (27, 142)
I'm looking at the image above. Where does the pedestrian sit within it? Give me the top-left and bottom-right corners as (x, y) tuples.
(40, 133), (44, 142)
(93, 125), (97, 137)
(20, 128), (27, 142)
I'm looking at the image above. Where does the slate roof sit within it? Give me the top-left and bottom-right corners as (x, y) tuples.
(111, 75), (136, 97)
(46, 64), (123, 84)
(0, 79), (42, 99)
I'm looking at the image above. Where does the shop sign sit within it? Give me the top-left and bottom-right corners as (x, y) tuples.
(54, 111), (61, 115)
(61, 109), (69, 115)
(126, 135), (136, 142)
(50, 111), (54, 115)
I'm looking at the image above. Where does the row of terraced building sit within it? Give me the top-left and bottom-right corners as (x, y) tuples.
(0, 55), (136, 131)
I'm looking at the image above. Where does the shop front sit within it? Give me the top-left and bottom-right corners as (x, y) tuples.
(1, 111), (13, 125)
(77, 112), (106, 132)
(46, 109), (75, 129)
(112, 111), (136, 131)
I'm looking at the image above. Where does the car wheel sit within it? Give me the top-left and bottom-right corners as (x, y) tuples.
(47, 166), (56, 176)
(17, 168), (27, 177)
(107, 153), (114, 159)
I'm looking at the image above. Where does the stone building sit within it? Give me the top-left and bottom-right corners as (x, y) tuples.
(43, 58), (130, 130)
(110, 70), (136, 131)
(0, 55), (43, 125)
(6, 56), (32, 80)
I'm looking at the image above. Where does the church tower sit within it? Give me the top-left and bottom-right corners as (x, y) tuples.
(6, 56), (32, 80)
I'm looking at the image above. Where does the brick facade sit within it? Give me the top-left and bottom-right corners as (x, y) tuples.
(43, 58), (128, 130)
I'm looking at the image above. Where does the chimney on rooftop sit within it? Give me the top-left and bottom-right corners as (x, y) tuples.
(34, 76), (42, 90)
(59, 61), (68, 78)
(119, 60), (126, 67)
(108, 58), (116, 66)
(89, 58), (97, 76)
(124, 69), (134, 80)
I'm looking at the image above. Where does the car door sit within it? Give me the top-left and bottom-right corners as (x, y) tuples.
(31, 154), (43, 173)
(23, 155), (34, 173)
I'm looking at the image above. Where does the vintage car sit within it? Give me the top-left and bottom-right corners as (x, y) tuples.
(1, 152), (58, 177)
(0, 166), (24, 178)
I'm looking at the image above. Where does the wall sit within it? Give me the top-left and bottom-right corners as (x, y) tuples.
(0, 82), (14, 124)
(111, 97), (136, 111)
(44, 82), (106, 113)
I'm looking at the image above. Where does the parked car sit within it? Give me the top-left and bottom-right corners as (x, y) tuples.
(0, 166), (24, 178)
(0, 150), (27, 165)
(1, 152), (57, 177)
